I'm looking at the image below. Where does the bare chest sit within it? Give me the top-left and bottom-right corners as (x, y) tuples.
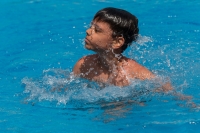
(84, 66), (132, 86)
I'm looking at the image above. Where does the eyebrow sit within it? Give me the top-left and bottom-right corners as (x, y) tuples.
(91, 21), (101, 30)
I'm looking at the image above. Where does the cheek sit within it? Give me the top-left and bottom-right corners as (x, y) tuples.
(91, 34), (113, 48)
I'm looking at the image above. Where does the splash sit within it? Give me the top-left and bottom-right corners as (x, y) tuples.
(128, 34), (199, 90)
(136, 35), (153, 45)
(21, 68), (168, 107)
(21, 35), (195, 108)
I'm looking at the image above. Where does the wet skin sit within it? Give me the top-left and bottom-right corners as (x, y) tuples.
(73, 20), (154, 87)
(73, 18), (195, 108)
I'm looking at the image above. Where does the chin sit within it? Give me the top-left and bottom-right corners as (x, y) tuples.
(85, 45), (92, 50)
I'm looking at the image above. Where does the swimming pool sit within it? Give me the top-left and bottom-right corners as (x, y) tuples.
(0, 0), (200, 132)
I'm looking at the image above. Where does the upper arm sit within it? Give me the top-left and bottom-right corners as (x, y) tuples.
(129, 60), (155, 80)
(73, 57), (85, 76)
(140, 66), (155, 80)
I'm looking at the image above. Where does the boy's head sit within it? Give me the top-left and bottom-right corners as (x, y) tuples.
(93, 7), (139, 52)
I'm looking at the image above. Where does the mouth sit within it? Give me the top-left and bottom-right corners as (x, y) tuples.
(85, 37), (89, 43)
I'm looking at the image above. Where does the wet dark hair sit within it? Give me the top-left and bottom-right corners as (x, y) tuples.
(93, 7), (139, 52)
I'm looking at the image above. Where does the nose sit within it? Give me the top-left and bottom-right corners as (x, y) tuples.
(86, 28), (92, 36)
(86, 26), (95, 36)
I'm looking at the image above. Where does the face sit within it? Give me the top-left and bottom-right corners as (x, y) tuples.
(84, 19), (114, 52)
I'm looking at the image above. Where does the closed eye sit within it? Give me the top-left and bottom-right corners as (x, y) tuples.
(90, 22), (102, 33)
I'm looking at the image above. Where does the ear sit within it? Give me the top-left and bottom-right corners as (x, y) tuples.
(112, 37), (125, 49)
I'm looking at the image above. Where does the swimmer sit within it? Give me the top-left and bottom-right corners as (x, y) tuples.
(73, 7), (172, 91)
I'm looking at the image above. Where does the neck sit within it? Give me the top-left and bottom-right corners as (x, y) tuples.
(97, 49), (124, 71)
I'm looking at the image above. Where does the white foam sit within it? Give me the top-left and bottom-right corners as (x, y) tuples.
(136, 35), (153, 45)
(21, 69), (166, 106)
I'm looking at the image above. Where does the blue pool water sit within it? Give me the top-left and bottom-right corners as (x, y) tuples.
(0, 0), (200, 132)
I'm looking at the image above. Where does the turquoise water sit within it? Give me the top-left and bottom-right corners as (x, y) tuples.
(0, 0), (200, 132)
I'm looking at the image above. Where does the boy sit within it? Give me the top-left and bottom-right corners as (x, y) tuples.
(73, 7), (155, 87)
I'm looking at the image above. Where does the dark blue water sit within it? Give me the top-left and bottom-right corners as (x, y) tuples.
(0, 0), (200, 132)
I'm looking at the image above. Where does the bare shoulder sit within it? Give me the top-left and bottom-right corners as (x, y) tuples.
(125, 58), (155, 80)
(73, 54), (98, 75)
